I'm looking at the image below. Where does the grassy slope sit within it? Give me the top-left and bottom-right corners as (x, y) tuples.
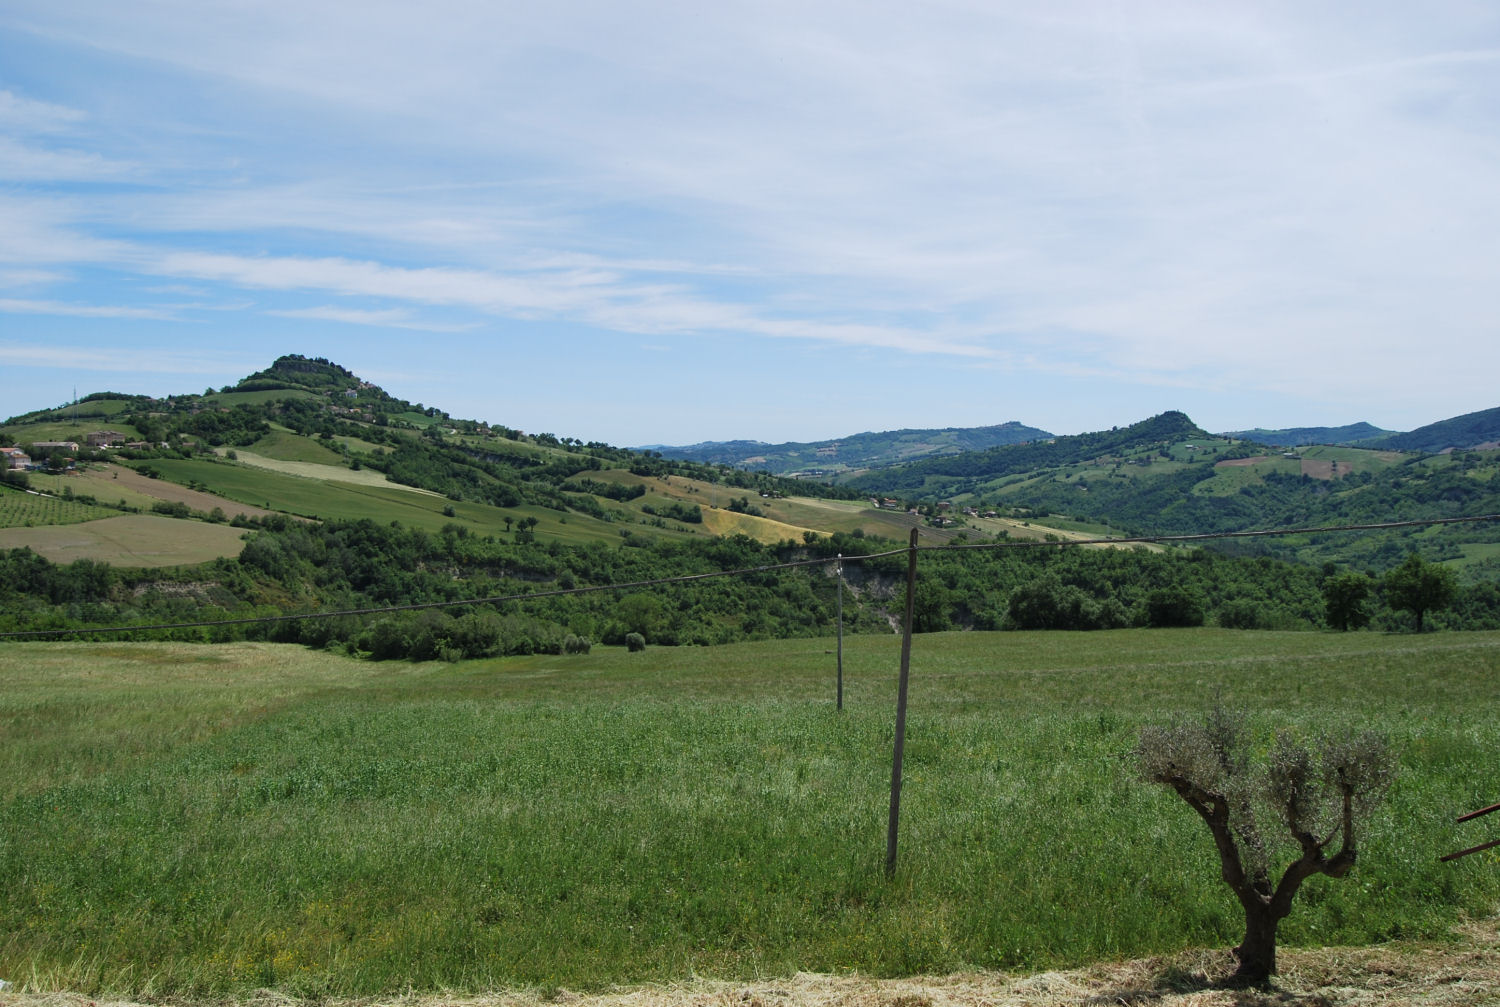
(245, 429), (347, 464)
(2, 630), (1497, 996)
(0, 513), (249, 566)
(201, 389), (322, 408)
(0, 419), (144, 443)
(132, 457), (640, 545)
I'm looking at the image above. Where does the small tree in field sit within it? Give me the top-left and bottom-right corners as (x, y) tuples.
(1323, 572), (1371, 631)
(1383, 554), (1456, 633)
(1137, 709), (1395, 984)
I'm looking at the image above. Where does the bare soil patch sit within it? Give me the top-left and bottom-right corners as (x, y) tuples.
(6, 923), (1499, 1007)
(1300, 459), (1343, 481)
(1215, 456), (1270, 468)
(84, 464), (279, 520)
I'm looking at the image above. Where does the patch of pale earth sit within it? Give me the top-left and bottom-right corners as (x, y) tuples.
(1215, 456), (1270, 468)
(85, 464), (278, 519)
(5, 919), (1500, 1006)
(229, 451), (442, 495)
(1301, 458), (1340, 480)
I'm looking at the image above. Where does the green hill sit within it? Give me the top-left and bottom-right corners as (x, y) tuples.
(5, 362), (1499, 652)
(1363, 406), (1500, 453)
(845, 410), (1209, 496)
(650, 420), (1053, 476)
(1221, 422), (1393, 447)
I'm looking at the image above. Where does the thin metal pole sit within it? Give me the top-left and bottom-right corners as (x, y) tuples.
(1441, 836), (1500, 863)
(886, 527), (919, 877)
(836, 553), (844, 712)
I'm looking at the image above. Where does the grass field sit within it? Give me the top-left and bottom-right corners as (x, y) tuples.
(132, 458), (639, 545)
(1, 398), (137, 431)
(202, 389), (322, 407)
(245, 429), (346, 464)
(0, 419), (143, 444)
(227, 450), (435, 490)
(2, 629), (1498, 998)
(0, 512), (249, 566)
(22, 469), (157, 514)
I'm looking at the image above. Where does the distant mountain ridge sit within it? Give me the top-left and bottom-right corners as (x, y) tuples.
(846, 410), (1209, 495)
(649, 421), (1053, 476)
(1221, 422), (1393, 448)
(1362, 406), (1500, 453)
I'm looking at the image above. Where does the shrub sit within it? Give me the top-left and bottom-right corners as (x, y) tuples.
(625, 632), (646, 652)
(1146, 584), (1205, 627)
(1217, 599), (1262, 630)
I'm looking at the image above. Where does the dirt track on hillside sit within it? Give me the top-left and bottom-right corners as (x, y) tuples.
(5, 919), (1498, 1007)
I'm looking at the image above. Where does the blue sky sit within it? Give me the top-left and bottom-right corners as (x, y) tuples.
(2, 2), (1499, 446)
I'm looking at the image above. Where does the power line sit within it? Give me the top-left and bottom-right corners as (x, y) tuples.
(1, 513), (1496, 640)
(926, 513), (1500, 551)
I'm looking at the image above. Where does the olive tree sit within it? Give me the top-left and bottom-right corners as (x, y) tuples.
(1137, 709), (1395, 983)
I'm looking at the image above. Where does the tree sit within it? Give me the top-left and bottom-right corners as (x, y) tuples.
(1323, 572), (1371, 631)
(1146, 584), (1205, 627)
(1137, 708), (1395, 983)
(1383, 554), (1457, 632)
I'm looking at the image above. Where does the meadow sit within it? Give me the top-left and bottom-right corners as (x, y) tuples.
(2, 629), (1498, 997)
(0, 513), (250, 567)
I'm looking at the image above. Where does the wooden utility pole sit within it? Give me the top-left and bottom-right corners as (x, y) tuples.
(836, 553), (844, 711)
(885, 527), (919, 877)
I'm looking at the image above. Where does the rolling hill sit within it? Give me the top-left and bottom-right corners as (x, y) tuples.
(647, 420), (1053, 475)
(4, 357), (1500, 652)
(1220, 421), (1393, 447)
(1361, 406), (1500, 453)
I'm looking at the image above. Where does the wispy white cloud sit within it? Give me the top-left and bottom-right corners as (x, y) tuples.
(268, 305), (478, 332)
(0, 135), (133, 181)
(0, 89), (87, 131)
(3, 1), (1499, 436)
(0, 268), (67, 288)
(0, 298), (176, 320)
(0, 342), (256, 374)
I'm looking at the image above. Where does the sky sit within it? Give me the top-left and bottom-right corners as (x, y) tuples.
(2, 1), (1499, 447)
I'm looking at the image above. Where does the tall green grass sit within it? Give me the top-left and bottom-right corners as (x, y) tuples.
(2, 630), (1498, 996)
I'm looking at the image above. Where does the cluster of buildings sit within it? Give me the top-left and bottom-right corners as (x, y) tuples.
(2, 430), (156, 471)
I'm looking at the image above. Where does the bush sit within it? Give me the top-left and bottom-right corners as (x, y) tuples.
(151, 500), (192, 519)
(1146, 584), (1205, 627)
(563, 634), (592, 655)
(625, 632), (646, 652)
(1217, 599), (1262, 630)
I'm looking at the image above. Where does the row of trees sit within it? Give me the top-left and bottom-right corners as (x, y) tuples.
(1324, 554), (1457, 632)
(6, 515), (1492, 657)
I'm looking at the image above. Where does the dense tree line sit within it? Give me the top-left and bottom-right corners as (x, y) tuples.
(7, 521), (1496, 660)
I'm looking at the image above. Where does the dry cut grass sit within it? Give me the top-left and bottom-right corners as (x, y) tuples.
(4, 919), (1499, 1006)
(0, 513), (248, 566)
